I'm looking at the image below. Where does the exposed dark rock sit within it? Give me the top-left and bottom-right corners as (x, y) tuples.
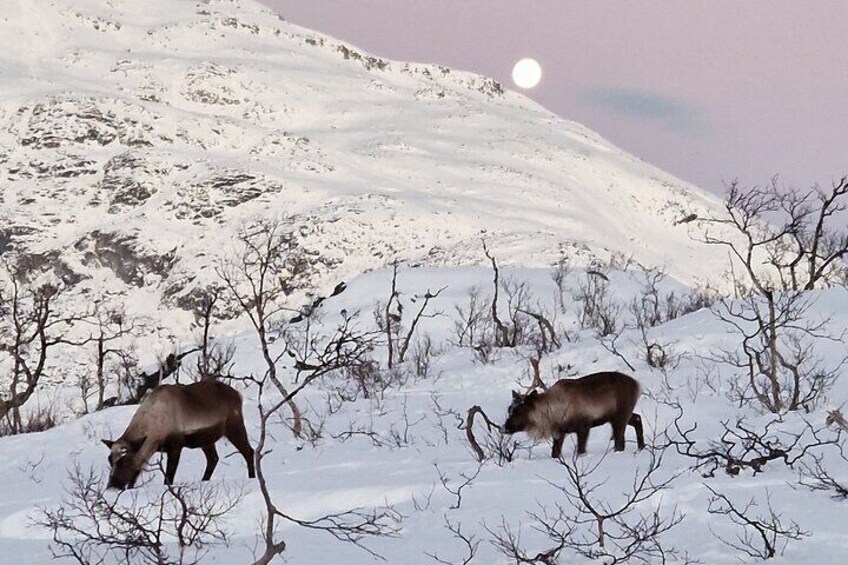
(400, 63), (504, 98)
(248, 132), (332, 173)
(73, 11), (122, 32)
(218, 16), (260, 35)
(336, 45), (390, 71)
(675, 213), (699, 225)
(13, 249), (86, 287)
(75, 231), (177, 287)
(17, 96), (156, 149)
(182, 63), (243, 106)
(163, 282), (241, 320)
(171, 169), (283, 220)
(98, 150), (173, 212)
(0, 226), (39, 255)
(6, 154), (98, 180)
(477, 78), (504, 97)
(159, 223), (341, 320)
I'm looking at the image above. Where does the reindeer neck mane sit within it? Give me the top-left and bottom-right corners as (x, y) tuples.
(526, 391), (573, 440)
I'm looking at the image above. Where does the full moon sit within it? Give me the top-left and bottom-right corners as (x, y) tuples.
(512, 58), (542, 89)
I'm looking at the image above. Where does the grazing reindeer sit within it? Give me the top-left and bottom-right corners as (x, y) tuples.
(503, 371), (645, 457)
(101, 380), (255, 490)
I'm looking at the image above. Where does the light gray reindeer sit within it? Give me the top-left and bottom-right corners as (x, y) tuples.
(503, 371), (645, 457)
(102, 380), (255, 489)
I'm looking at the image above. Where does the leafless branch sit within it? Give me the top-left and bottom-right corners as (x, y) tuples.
(425, 515), (480, 565)
(668, 407), (840, 477)
(435, 463), (482, 510)
(705, 484), (807, 560)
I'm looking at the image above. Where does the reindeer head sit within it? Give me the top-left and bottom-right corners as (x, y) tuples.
(503, 389), (539, 434)
(101, 437), (146, 490)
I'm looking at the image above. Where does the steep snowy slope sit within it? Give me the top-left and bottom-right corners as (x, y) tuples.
(1, 0), (728, 353)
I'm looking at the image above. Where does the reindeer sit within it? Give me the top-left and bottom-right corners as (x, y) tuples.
(101, 380), (255, 490)
(503, 371), (645, 457)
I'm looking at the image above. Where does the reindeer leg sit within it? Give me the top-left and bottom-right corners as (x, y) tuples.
(612, 416), (628, 452)
(576, 426), (590, 455)
(225, 416), (256, 479)
(551, 433), (565, 459)
(629, 413), (645, 450)
(165, 446), (182, 485)
(202, 444), (219, 481)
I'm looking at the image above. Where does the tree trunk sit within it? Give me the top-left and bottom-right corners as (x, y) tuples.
(766, 293), (782, 412)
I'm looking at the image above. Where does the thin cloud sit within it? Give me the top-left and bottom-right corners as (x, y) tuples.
(582, 87), (707, 135)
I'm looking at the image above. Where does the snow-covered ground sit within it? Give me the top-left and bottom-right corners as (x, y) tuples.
(2, 266), (846, 563)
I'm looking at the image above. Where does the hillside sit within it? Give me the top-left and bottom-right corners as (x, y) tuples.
(1, 0), (729, 359)
(1, 266), (847, 563)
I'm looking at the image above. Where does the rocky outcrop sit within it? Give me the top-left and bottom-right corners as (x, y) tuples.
(16, 95), (157, 149)
(75, 231), (177, 287)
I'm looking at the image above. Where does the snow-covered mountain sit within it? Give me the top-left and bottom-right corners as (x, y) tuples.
(1, 0), (728, 351)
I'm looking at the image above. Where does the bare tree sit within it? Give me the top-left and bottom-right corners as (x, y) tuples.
(35, 463), (243, 565)
(77, 296), (142, 411)
(483, 242), (515, 347)
(186, 285), (236, 381)
(797, 439), (848, 500)
(380, 262), (402, 369)
(629, 301), (681, 373)
(435, 463), (482, 510)
(375, 262), (445, 370)
(574, 271), (622, 337)
(550, 254), (572, 313)
(287, 306), (390, 404)
(216, 219), (306, 437)
(701, 177), (848, 292)
(708, 289), (843, 413)
(631, 267), (668, 327)
(251, 313), (401, 565)
(697, 178), (848, 413)
(452, 286), (491, 350)
(410, 334), (440, 380)
(597, 326), (637, 373)
(0, 263), (80, 433)
(769, 177), (848, 291)
(482, 244), (560, 352)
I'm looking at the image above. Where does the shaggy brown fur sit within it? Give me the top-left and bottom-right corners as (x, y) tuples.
(101, 380), (255, 489)
(503, 371), (645, 457)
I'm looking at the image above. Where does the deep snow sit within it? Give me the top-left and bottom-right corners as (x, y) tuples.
(1, 266), (847, 563)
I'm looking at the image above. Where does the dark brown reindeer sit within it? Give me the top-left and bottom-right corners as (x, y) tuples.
(101, 380), (255, 490)
(503, 371), (645, 457)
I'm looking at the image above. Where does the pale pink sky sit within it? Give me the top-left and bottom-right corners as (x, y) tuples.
(260, 1), (848, 193)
